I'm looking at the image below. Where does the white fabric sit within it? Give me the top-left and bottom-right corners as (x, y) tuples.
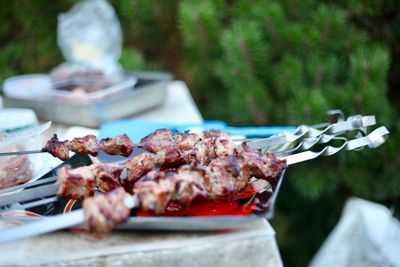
(310, 197), (400, 267)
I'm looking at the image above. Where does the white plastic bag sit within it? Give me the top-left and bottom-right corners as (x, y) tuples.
(57, 0), (123, 76)
(310, 197), (400, 267)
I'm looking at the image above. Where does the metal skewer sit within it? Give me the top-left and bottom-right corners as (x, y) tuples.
(0, 195), (137, 244)
(0, 115), (376, 158)
(0, 150), (46, 157)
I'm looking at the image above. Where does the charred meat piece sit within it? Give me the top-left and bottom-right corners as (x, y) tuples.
(202, 129), (230, 139)
(42, 134), (70, 161)
(92, 164), (124, 193)
(133, 172), (176, 214)
(209, 155), (251, 197)
(67, 134), (99, 157)
(174, 132), (202, 150)
(122, 152), (156, 192)
(172, 166), (211, 205)
(155, 146), (188, 169)
(214, 137), (238, 158)
(83, 187), (133, 233)
(99, 134), (133, 157)
(240, 148), (286, 183)
(138, 129), (174, 153)
(57, 166), (95, 200)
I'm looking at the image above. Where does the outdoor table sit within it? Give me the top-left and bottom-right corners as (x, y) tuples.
(0, 81), (283, 267)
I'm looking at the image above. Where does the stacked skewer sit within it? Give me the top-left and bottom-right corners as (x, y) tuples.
(0, 113), (390, 242)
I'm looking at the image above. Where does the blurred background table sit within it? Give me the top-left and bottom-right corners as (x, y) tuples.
(0, 81), (283, 267)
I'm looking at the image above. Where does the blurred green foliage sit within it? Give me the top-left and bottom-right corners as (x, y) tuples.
(1, 1), (399, 266)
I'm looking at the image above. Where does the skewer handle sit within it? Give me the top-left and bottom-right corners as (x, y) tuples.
(283, 126), (389, 166)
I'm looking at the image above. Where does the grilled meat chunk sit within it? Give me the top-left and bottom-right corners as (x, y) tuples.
(42, 134), (70, 161)
(83, 187), (133, 233)
(133, 172), (176, 214)
(122, 152), (156, 191)
(57, 166), (95, 200)
(133, 150), (286, 214)
(99, 134), (133, 157)
(67, 134), (99, 157)
(138, 129), (174, 153)
(92, 164), (124, 193)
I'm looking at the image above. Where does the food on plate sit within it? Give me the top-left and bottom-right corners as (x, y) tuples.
(0, 155), (32, 190)
(80, 148), (285, 231)
(133, 150), (286, 214)
(55, 130), (243, 199)
(56, 133), (286, 232)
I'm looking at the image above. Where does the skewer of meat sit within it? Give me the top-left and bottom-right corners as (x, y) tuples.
(42, 129), (235, 162)
(56, 129), (241, 198)
(56, 134), (241, 200)
(81, 150), (286, 232)
(122, 129), (239, 190)
(42, 133), (133, 160)
(56, 141), (284, 205)
(133, 147), (286, 214)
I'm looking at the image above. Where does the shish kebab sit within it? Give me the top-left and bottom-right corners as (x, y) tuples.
(40, 128), (235, 162)
(0, 126), (389, 242)
(53, 129), (286, 232)
(42, 133), (134, 160)
(57, 129), (241, 199)
(74, 144), (286, 232)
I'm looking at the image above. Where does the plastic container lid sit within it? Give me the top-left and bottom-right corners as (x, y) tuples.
(3, 74), (52, 99)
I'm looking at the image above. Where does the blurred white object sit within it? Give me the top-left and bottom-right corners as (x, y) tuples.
(57, 0), (123, 75)
(310, 197), (400, 267)
(0, 109), (39, 133)
(2, 74), (52, 99)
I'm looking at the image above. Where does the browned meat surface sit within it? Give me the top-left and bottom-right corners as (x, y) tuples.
(0, 155), (32, 189)
(67, 134), (99, 157)
(99, 134), (133, 157)
(155, 146), (188, 169)
(83, 188), (132, 233)
(42, 134), (70, 161)
(56, 129), (287, 219)
(174, 132), (201, 150)
(214, 137), (238, 158)
(172, 166), (212, 205)
(240, 142), (287, 183)
(122, 152), (156, 191)
(133, 172), (176, 214)
(133, 150), (287, 214)
(92, 164), (124, 193)
(57, 166), (95, 200)
(202, 129), (230, 139)
(138, 129), (174, 153)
